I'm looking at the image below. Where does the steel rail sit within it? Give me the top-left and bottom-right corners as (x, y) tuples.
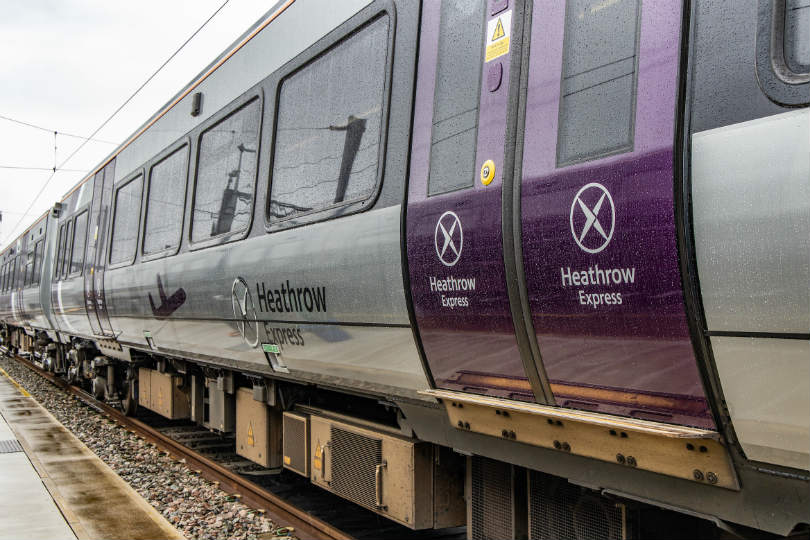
(11, 354), (352, 540)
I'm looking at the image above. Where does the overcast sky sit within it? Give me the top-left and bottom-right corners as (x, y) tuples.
(0, 0), (275, 250)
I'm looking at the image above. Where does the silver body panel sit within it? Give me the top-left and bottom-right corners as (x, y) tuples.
(104, 194), (427, 400)
(50, 183), (95, 339)
(692, 110), (810, 470)
(692, 110), (810, 334)
(710, 336), (809, 470)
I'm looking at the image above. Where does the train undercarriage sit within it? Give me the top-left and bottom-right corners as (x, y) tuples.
(3, 324), (806, 540)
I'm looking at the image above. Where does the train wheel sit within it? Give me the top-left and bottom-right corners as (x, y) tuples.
(122, 378), (138, 416)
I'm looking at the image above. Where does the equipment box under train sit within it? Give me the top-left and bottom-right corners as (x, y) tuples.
(235, 387), (282, 468)
(138, 368), (190, 419)
(308, 415), (465, 530)
(282, 412), (310, 477)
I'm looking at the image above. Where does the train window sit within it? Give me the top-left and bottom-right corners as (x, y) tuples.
(70, 211), (88, 276)
(61, 220), (73, 279)
(556, 0), (640, 167)
(757, 0), (810, 104)
(428, 1), (485, 196)
(55, 224), (65, 279)
(144, 145), (188, 254)
(33, 240), (43, 285)
(110, 175), (144, 265)
(192, 99), (260, 243)
(24, 247), (34, 286)
(269, 15), (389, 221)
(785, 0), (810, 74)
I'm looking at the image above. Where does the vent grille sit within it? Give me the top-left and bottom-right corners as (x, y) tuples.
(471, 456), (514, 540)
(529, 470), (633, 540)
(330, 426), (382, 510)
(282, 412), (309, 476)
(0, 439), (23, 454)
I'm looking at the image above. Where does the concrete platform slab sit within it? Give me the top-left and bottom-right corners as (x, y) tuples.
(0, 371), (184, 540)
(0, 450), (76, 540)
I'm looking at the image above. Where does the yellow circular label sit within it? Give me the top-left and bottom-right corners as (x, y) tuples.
(480, 159), (496, 185)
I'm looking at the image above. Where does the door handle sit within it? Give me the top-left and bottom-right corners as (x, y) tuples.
(375, 460), (387, 509)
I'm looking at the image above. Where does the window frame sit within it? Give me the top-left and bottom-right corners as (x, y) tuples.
(427, 0), (486, 198)
(264, 5), (395, 232)
(188, 92), (263, 251)
(756, 0), (810, 106)
(141, 138), (191, 261)
(54, 224), (65, 280)
(33, 239), (44, 286)
(108, 170), (145, 269)
(61, 219), (73, 280)
(555, 0), (642, 168)
(24, 242), (34, 287)
(68, 210), (89, 278)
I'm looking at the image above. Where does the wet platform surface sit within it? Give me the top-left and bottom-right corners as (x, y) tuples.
(0, 371), (184, 540)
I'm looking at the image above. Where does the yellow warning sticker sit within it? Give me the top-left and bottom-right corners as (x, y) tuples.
(492, 18), (505, 41)
(247, 422), (255, 446)
(314, 444), (323, 471)
(485, 10), (512, 62)
(283, 455), (291, 465)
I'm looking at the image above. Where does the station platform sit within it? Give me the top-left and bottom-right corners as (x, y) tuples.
(0, 370), (184, 540)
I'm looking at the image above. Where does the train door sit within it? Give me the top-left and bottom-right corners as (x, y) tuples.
(518, 0), (714, 428)
(83, 159), (116, 336)
(406, 0), (549, 402)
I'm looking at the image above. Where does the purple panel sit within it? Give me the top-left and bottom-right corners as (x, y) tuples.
(520, 0), (714, 428)
(407, 2), (534, 402)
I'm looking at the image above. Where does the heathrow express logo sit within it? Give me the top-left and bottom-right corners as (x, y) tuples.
(570, 183), (615, 254)
(434, 211), (463, 267)
(232, 277), (259, 348)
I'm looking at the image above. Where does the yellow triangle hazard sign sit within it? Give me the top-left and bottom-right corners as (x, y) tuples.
(492, 17), (505, 41)
(247, 422), (255, 446)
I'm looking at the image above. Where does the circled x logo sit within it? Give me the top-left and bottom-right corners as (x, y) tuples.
(232, 277), (259, 348)
(570, 182), (615, 254)
(434, 211), (463, 266)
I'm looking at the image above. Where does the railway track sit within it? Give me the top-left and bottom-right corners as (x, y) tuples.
(11, 354), (351, 540)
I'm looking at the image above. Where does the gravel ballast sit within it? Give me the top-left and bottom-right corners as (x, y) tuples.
(0, 355), (295, 540)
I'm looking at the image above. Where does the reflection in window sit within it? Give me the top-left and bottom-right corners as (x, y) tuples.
(70, 212), (88, 275)
(269, 16), (389, 221)
(110, 175), (143, 264)
(557, 0), (640, 166)
(192, 100), (260, 242)
(144, 146), (187, 254)
(429, 1), (484, 196)
(785, 0), (810, 75)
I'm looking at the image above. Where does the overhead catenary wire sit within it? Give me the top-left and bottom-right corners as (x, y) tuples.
(0, 166), (89, 172)
(0, 114), (119, 145)
(2, 0), (231, 246)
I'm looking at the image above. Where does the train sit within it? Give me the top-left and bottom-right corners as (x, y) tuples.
(1, 0), (808, 537)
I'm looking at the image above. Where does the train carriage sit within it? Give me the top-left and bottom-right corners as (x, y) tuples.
(1, 0), (808, 537)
